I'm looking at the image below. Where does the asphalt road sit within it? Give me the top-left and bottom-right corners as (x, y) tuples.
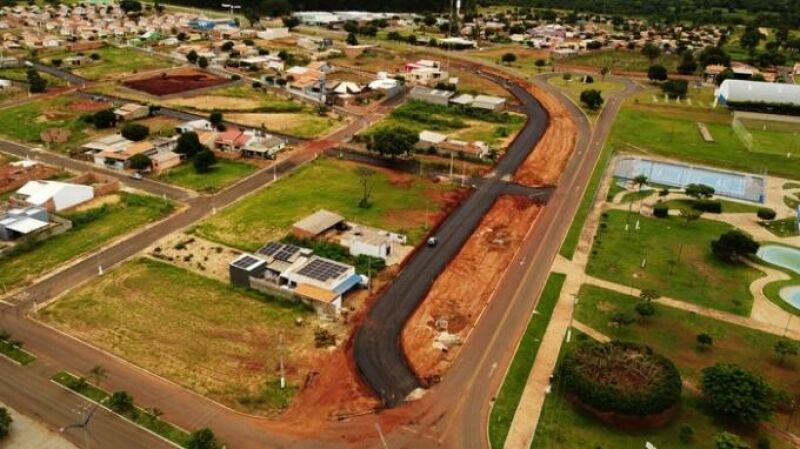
(353, 76), (551, 407)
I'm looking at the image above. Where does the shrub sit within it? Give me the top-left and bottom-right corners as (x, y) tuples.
(757, 208), (777, 220)
(108, 391), (135, 416)
(653, 203), (669, 218)
(121, 123), (150, 141)
(128, 153), (152, 171)
(314, 327), (336, 348)
(714, 431), (750, 449)
(187, 428), (223, 449)
(91, 109), (117, 129)
(193, 149), (217, 174)
(711, 230), (759, 263)
(679, 423), (695, 443)
(560, 341), (682, 416)
(692, 200), (721, 213)
(0, 407), (11, 439)
(701, 363), (776, 425)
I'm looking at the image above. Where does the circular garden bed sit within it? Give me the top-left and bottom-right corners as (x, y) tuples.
(561, 341), (682, 428)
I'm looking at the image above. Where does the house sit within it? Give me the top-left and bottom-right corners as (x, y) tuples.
(450, 93), (474, 107)
(715, 79), (800, 109)
(64, 55), (90, 66)
(0, 57), (19, 68)
(439, 37), (477, 49)
(292, 209), (345, 238)
(401, 59), (449, 86)
(14, 180), (94, 212)
(472, 95), (507, 112)
(292, 11), (343, 27)
(417, 130), (448, 147)
(257, 27), (290, 41)
(241, 135), (286, 159)
(176, 119), (213, 134)
(416, 130), (491, 159)
(368, 75), (403, 99)
(409, 86), (454, 106)
(113, 103), (149, 121)
(0, 206), (49, 241)
(339, 223), (407, 262)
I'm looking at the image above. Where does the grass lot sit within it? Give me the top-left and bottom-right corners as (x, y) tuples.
(547, 76), (625, 117)
(489, 273), (566, 449)
(52, 371), (191, 447)
(0, 67), (67, 87)
(663, 198), (763, 214)
(361, 100), (525, 149)
(0, 94), (93, 150)
(587, 210), (761, 315)
(532, 285), (799, 449)
(163, 84), (305, 113)
(559, 49), (681, 73)
(226, 111), (341, 139)
(157, 159), (257, 193)
(467, 46), (552, 77)
(609, 87), (800, 180)
(42, 258), (313, 416)
(44, 46), (172, 80)
(620, 189), (655, 203)
(197, 158), (456, 250)
(740, 119), (800, 157)
(0, 193), (173, 290)
(760, 218), (800, 238)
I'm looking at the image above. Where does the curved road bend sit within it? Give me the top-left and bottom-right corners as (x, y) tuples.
(354, 76), (550, 407)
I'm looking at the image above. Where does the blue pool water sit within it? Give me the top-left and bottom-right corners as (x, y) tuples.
(780, 286), (800, 310)
(757, 245), (800, 310)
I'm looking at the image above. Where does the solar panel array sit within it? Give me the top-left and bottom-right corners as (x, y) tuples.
(257, 242), (283, 258)
(297, 258), (348, 282)
(232, 255), (262, 270)
(257, 242), (302, 261)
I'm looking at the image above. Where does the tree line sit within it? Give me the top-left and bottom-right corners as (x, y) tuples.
(160, 0), (478, 18)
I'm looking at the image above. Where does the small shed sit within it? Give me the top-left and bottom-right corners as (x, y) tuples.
(292, 210), (345, 238)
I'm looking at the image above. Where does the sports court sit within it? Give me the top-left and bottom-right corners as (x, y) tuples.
(615, 156), (766, 203)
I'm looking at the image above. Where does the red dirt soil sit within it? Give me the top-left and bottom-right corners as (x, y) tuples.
(69, 99), (110, 112)
(122, 67), (229, 96)
(513, 81), (579, 187)
(401, 195), (542, 382)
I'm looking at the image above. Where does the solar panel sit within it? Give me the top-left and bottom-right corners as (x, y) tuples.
(257, 242), (283, 258)
(297, 258), (348, 282)
(232, 256), (262, 270)
(257, 242), (302, 261)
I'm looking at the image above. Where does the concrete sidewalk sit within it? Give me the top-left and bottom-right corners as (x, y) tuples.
(0, 403), (78, 449)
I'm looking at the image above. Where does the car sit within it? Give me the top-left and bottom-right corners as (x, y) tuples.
(129, 172), (143, 180)
(426, 236), (438, 247)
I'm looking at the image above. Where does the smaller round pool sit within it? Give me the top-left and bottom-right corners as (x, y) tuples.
(757, 245), (800, 275)
(779, 286), (800, 310)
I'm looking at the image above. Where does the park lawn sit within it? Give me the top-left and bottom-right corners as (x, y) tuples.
(560, 49), (681, 72)
(46, 46), (172, 80)
(196, 157), (456, 250)
(0, 94), (93, 149)
(0, 193), (174, 290)
(156, 159), (257, 193)
(663, 198), (763, 214)
(41, 258), (313, 416)
(547, 76), (626, 116)
(532, 285), (800, 449)
(609, 88), (800, 180)
(586, 210), (761, 315)
(489, 273), (566, 449)
(163, 84), (305, 113)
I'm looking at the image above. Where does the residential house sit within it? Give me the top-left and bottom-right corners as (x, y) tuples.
(409, 86), (454, 106)
(113, 103), (149, 122)
(401, 59), (449, 86)
(13, 180), (94, 212)
(0, 206), (50, 241)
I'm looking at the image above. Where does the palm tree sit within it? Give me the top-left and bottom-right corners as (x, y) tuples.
(87, 365), (108, 387)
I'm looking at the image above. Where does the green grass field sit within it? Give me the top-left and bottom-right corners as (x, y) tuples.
(44, 46), (172, 80)
(547, 76), (626, 116)
(196, 157), (456, 250)
(609, 88), (800, 180)
(560, 49), (681, 72)
(586, 210), (761, 315)
(42, 258), (313, 416)
(0, 67), (67, 88)
(489, 273), (566, 449)
(0, 193), (173, 290)
(157, 159), (257, 193)
(739, 119), (800, 157)
(662, 198), (763, 214)
(0, 94), (92, 149)
(531, 285), (799, 449)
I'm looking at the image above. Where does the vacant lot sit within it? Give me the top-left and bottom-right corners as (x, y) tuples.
(609, 87), (800, 180)
(559, 49), (681, 73)
(403, 195), (541, 381)
(156, 158), (257, 193)
(163, 84), (304, 113)
(41, 258), (317, 416)
(46, 46), (172, 81)
(227, 112), (341, 139)
(547, 76), (626, 116)
(124, 67), (229, 96)
(196, 158), (460, 250)
(587, 210), (761, 315)
(0, 95), (103, 149)
(0, 193), (173, 289)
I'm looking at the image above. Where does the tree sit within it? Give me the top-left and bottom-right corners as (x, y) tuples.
(368, 126), (418, 158)
(701, 364), (776, 425)
(175, 132), (203, 158)
(87, 365), (108, 387)
(639, 288), (659, 302)
(633, 174), (649, 191)
(600, 66), (609, 80)
(26, 69), (47, 93)
(647, 64), (668, 82)
(92, 109), (117, 129)
(121, 123), (149, 141)
(221, 41), (235, 52)
(0, 407), (11, 440)
(187, 428), (223, 449)
(128, 153), (152, 171)
(641, 42), (661, 62)
(209, 110), (223, 128)
(119, 0), (142, 13)
(697, 333), (714, 350)
(608, 311), (635, 332)
(679, 208), (702, 227)
(108, 391), (135, 415)
(193, 148), (217, 174)
(346, 32), (358, 46)
(711, 230), (759, 263)
(757, 208), (776, 221)
(773, 340), (798, 365)
(534, 59), (547, 71)
(678, 52), (698, 75)
(501, 52), (517, 64)
(579, 89), (604, 111)
(562, 73), (572, 82)
(662, 79), (688, 99)
(679, 424), (695, 444)
(282, 16), (300, 31)
(699, 46), (731, 67)
(740, 26), (764, 55)
(356, 166), (374, 208)
(198, 56), (209, 69)
(714, 431), (751, 449)
(685, 183), (715, 199)
(635, 301), (656, 320)
(186, 49), (198, 63)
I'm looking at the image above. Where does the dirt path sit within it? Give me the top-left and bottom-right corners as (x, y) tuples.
(572, 320), (610, 342)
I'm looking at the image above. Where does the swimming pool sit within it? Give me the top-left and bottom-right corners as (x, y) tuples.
(614, 157), (765, 203)
(780, 286), (800, 310)
(757, 245), (800, 275)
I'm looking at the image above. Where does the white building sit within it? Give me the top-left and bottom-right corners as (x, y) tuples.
(257, 27), (290, 41)
(716, 79), (800, 108)
(15, 180), (94, 212)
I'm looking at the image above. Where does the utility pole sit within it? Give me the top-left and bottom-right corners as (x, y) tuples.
(449, 152), (454, 179)
(279, 332), (285, 389)
(220, 2), (241, 17)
